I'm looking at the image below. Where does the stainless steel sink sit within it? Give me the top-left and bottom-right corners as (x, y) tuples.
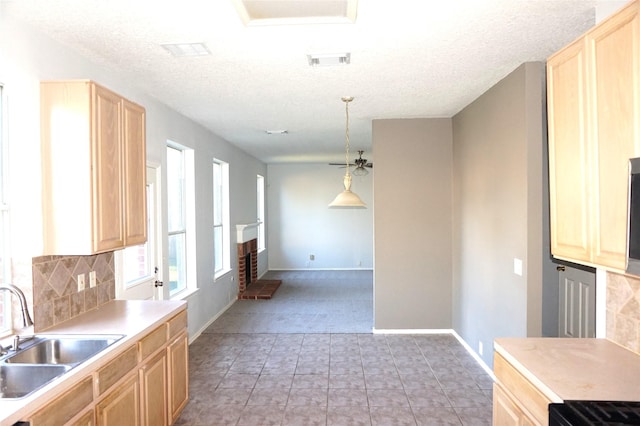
(4, 335), (122, 366)
(0, 364), (70, 398)
(0, 334), (123, 399)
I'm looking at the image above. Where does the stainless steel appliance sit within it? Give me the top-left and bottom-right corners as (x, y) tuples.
(627, 157), (640, 275)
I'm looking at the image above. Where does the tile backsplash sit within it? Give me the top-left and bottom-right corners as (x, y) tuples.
(32, 253), (115, 331)
(607, 271), (640, 354)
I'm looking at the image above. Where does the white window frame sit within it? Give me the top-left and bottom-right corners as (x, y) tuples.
(0, 83), (11, 333)
(167, 143), (196, 298)
(257, 174), (266, 252)
(213, 159), (230, 278)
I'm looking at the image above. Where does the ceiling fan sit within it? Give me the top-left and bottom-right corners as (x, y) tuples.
(329, 150), (373, 176)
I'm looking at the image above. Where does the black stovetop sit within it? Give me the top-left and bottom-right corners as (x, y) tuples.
(549, 401), (640, 425)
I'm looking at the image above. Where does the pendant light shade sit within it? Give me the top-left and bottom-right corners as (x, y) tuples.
(329, 97), (366, 208)
(329, 174), (366, 207)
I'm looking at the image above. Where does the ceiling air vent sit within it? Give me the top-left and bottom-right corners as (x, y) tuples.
(307, 52), (351, 67)
(231, 0), (358, 26)
(161, 43), (211, 57)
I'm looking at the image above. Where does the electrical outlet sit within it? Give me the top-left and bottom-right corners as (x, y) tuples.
(309, 254), (315, 261)
(478, 341), (483, 356)
(89, 271), (97, 288)
(77, 274), (85, 292)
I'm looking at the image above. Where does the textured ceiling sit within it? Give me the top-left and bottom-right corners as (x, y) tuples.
(1, 0), (608, 164)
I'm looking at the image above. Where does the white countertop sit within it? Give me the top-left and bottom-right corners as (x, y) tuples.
(495, 337), (640, 403)
(0, 299), (186, 426)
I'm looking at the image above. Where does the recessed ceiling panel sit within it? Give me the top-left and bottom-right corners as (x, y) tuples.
(232, 0), (358, 26)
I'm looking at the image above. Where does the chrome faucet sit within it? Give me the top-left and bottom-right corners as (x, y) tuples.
(0, 283), (34, 328)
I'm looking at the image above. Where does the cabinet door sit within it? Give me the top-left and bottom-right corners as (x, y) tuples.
(588, 2), (640, 269)
(547, 38), (592, 264)
(123, 99), (147, 246)
(493, 384), (523, 426)
(92, 84), (125, 253)
(167, 333), (189, 423)
(96, 374), (140, 426)
(493, 384), (538, 426)
(140, 351), (168, 426)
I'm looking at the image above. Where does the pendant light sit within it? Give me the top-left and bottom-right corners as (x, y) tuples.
(329, 97), (366, 208)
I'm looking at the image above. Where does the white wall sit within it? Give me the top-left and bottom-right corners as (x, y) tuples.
(267, 164), (373, 270)
(0, 10), (267, 339)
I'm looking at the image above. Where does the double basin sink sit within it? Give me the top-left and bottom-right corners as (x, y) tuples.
(0, 334), (123, 399)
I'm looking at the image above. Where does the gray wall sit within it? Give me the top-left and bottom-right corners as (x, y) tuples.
(452, 62), (552, 366)
(372, 118), (453, 330)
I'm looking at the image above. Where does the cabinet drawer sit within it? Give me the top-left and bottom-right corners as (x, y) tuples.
(138, 324), (166, 361)
(95, 344), (138, 396)
(494, 352), (551, 425)
(29, 376), (93, 426)
(167, 310), (187, 340)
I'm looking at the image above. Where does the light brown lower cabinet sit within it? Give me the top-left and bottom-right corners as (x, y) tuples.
(168, 332), (189, 424)
(26, 310), (188, 426)
(140, 350), (168, 426)
(29, 376), (94, 426)
(96, 374), (141, 426)
(493, 352), (551, 426)
(493, 383), (536, 426)
(68, 409), (95, 426)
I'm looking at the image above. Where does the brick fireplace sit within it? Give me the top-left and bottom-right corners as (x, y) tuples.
(237, 238), (258, 294)
(235, 223), (281, 300)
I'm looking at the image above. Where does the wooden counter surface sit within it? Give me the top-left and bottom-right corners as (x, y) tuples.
(0, 299), (186, 426)
(495, 337), (640, 403)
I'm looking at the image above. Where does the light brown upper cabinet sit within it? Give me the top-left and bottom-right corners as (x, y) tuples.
(548, 0), (640, 271)
(41, 80), (147, 254)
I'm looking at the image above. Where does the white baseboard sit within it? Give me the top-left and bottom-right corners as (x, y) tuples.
(450, 330), (496, 380)
(267, 268), (374, 271)
(372, 328), (495, 380)
(188, 298), (236, 344)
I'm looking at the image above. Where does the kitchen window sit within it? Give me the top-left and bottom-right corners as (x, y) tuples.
(213, 159), (230, 277)
(167, 144), (195, 296)
(257, 174), (265, 251)
(0, 84), (10, 333)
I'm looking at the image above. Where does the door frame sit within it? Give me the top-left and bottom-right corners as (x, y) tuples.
(115, 163), (163, 300)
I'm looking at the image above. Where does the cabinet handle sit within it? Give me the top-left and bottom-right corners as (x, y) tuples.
(556, 265), (566, 272)
(154, 280), (164, 287)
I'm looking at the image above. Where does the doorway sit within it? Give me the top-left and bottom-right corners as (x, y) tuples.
(558, 264), (596, 338)
(115, 165), (163, 300)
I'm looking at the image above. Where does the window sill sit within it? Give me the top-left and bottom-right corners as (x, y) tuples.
(214, 269), (233, 282)
(171, 287), (199, 301)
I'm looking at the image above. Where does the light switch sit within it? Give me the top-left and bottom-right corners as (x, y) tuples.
(514, 258), (523, 276)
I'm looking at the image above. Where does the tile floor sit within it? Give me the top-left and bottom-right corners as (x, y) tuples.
(175, 270), (494, 425)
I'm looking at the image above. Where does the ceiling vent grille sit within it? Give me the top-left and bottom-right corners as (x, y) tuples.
(161, 43), (211, 57)
(307, 53), (351, 67)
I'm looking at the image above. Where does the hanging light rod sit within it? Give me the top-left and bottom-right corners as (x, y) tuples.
(329, 96), (366, 208)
